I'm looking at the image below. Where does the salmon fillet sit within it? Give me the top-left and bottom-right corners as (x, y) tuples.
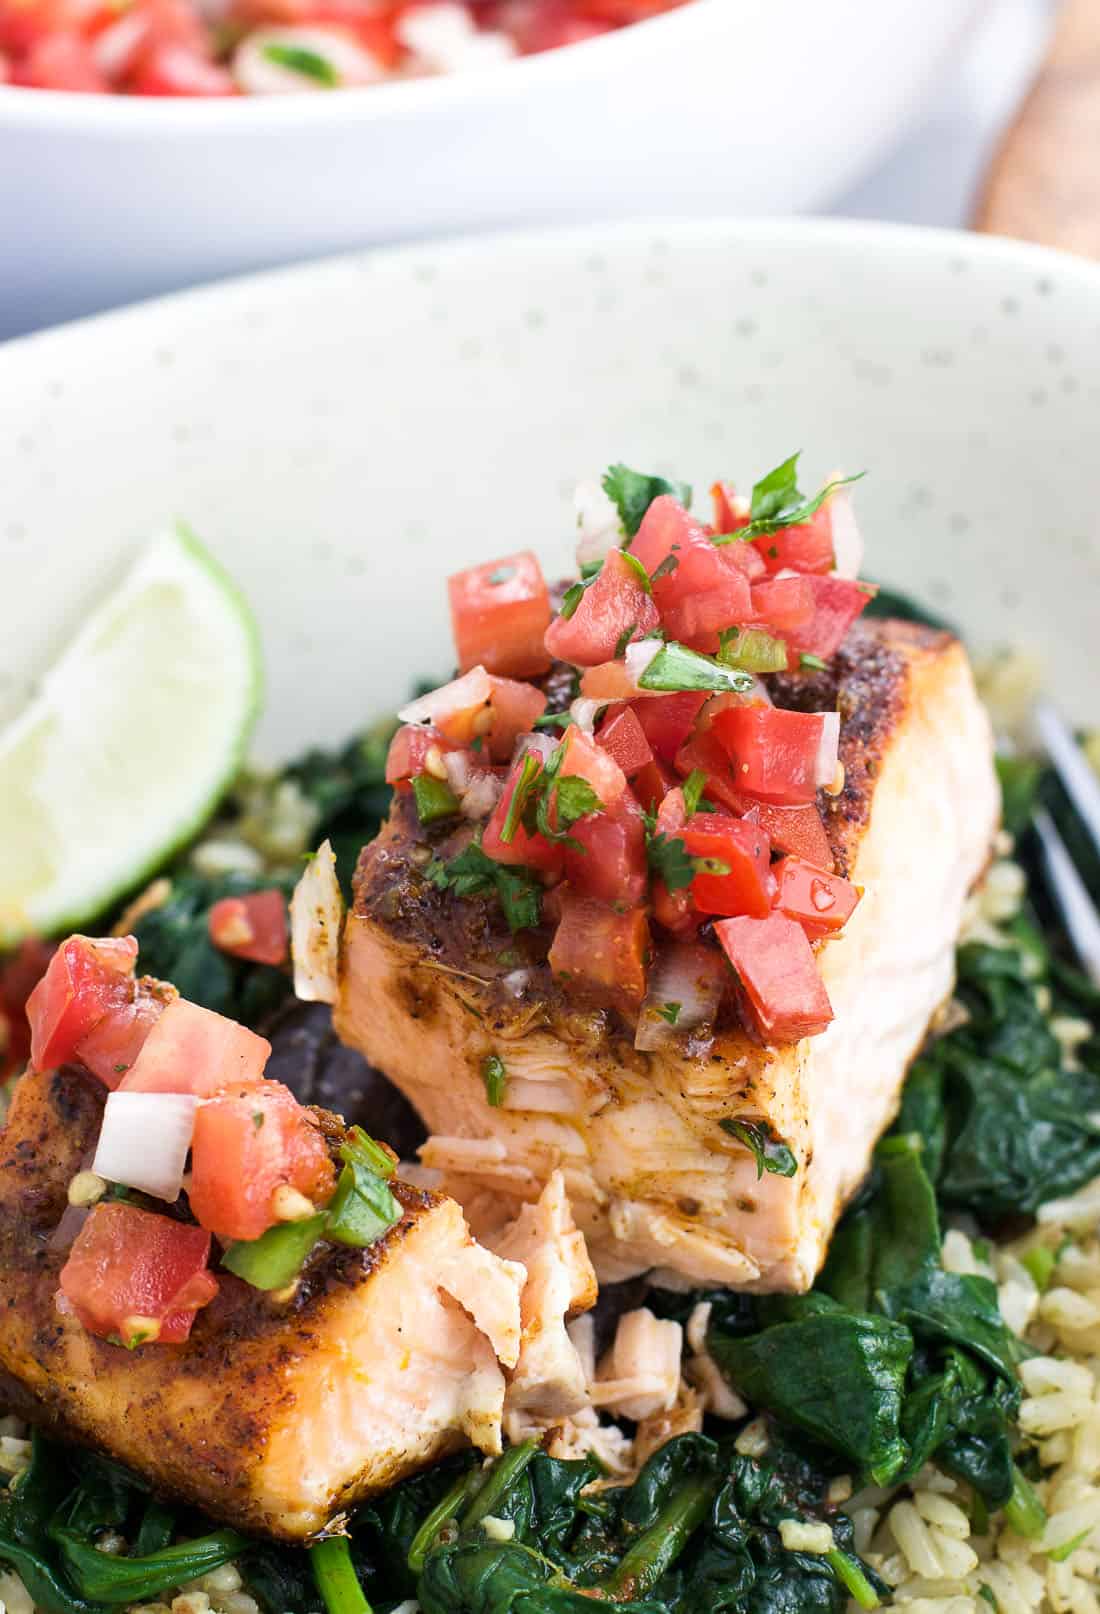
(336, 620), (999, 1292)
(0, 1063), (524, 1540)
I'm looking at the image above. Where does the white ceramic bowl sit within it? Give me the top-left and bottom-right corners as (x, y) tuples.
(0, 0), (988, 337)
(3, 216), (1099, 768)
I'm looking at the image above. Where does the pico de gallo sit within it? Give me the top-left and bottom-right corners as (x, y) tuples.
(388, 457), (873, 1047)
(24, 932), (399, 1349)
(0, 0), (687, 96)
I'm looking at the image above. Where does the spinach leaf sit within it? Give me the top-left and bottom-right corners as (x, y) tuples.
(709, 1298), (913, 1485)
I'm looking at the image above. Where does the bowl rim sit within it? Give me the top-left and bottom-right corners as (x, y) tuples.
(6, 215), (1100, 358)
(0, 0), (724, 131)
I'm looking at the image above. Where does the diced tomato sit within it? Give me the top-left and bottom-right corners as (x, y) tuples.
(715, 912), (834, 1042)
(25, 935), (138, 1072)
(711, 481), (749, 534)
(631, 692), (707, 762)
(563, 791), (646, 907)
(189, 1079), (335, 1243)
(596, 706), (653, 777)
(75, 988), (166, 1089)
(558, 724), (627, 808)
(717, 539), (767, 583)
(682, 815), (774, 918)
(710, 706), (831, 806)
(0, 937), (54, 1072)
(783, 575), (873, 665)
(386, 723), (458, 785)
(120, 997), (270, 1096)
(694, 686), (770, 734)
(628, 494), (702, 580)
(482, 750), (562, 873)
(448, 551), (552, 679)
(773, 856), (861, 940)
(548, 893), (649, 1006)
(580, 659), (643, 703)
(628, 495), (753, 652)
(14, 30), (108, 88)
(674, 732), (834, 868)
(630, 756), (677, 814)
(208, 889), (288, 967)
(749, 575), (814, 633)
(129, 42), (236, 93)
(647, 786), (693, 932)
(545, 549), (660, 667)
(487, 676), (547, 763)
(58, 1202), (218, 1347)
(751, 506), (835, 575)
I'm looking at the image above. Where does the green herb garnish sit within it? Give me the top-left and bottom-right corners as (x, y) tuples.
(638, 641), (757, 694)
(426, 842), (543, 933)
(720, 1118), (799, 1179)
(411, 774), (460, 825)
(602, 464), (693, 539)
(681, 769), (709, 817)
(262, 42), (338, 84)
(482, 1054), (507, 1108)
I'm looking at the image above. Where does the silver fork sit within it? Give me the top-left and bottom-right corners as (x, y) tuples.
(1030, 702), (1100, 988)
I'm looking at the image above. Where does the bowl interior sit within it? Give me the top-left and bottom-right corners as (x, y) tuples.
(3, 218), (1099, 760)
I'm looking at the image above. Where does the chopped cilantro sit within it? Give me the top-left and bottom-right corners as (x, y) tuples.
(602, 464), (693, 539)
(425, 842), (542, 933)
(252, 1111), (265, 1131)
(681, 769), (709, 818)
(650, 552), (679, 582)
(499, 753), (542, 843)
(262, 42), (338, 84)
(613, 622), (638, 659)
(533, 710), (574, 730)
(619, 550), (652, 593)
(482, 1054), (508, 1108)
(646, 831), (696, 893)
(559, 581), (587, 622)
(656, 1002), (681, 1026)
(715, 452), (864, 544)
(720, 1117), (798, 1179)
(799, 652), (828, 672)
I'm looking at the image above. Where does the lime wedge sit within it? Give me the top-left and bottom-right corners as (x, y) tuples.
(0, 526), (262, 946)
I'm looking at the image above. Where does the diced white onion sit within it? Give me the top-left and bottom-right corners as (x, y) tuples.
(442, 750), (473, 794)
(396, 2), (515, 73)
(828, 483), (864, 579)
(398, 667), (492, 728)
(232, 25), (383, 94)
(502, 969), (532, 997)
(573, 479), (624, 570)
(93, 1093), (199, 1202)
(512, 731), (558, 765)
(291, 837), (345, 1005)
(624, 638), (663, 686)
(815, 711), (841, 787)
(635, 944), (728, 1052)
(460, 772), (503, 820)
(569, 697), (605, 734)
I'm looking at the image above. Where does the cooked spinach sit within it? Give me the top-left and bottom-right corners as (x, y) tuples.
(904, 941), (1100, 1218)
(282, 720), (396, 891)
(130, 870), (295, 1025)
(706, 1134), (1028, 1508)
(0, 1436), (244, 1614)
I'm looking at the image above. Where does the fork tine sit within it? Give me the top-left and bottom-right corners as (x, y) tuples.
(1033, 700), (1100, 857)
(1032, 807), (1100, 987)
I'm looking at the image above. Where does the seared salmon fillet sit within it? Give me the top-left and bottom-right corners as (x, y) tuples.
(336, 620), (999, 1291)
(0, 1064), (523, 1540)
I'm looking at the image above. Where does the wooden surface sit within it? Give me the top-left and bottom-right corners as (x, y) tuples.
(974, 0), (1100, 257)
